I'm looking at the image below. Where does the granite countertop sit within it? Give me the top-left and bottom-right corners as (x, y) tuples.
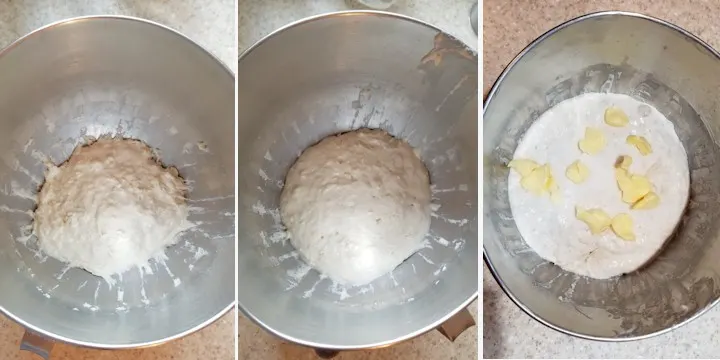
(238, 0), (478, 53)
(238, 0), (478, 359)
(0, 1), (235, 359)
(484, 1), (720, 358)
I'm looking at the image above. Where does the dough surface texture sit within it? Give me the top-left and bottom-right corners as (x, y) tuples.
(280, 128), (431, 286)
(34, 138), (192, 279)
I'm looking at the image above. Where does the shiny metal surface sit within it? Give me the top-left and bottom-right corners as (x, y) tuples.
(436, 307), (476, 341)
(484, 11), (720, 340)
(469, 2), (478, 36)
(237, 11), (478, 349)
(0, 16), (235, 348)
(20, 331), (53, 359)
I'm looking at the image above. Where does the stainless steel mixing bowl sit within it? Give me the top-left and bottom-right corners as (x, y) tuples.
(0, 16), (235, 352)
(237, 11), (478, 350)
(484, 11), (720, 340)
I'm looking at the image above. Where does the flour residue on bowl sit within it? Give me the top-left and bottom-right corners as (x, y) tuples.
(1, 104), (230, 314)
(252, 137), (470, 307)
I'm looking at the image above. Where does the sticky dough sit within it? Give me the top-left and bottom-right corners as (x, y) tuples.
(280, 128), (431, 286)
(33, 138), (192, 280)
(508, 93), (689, 279)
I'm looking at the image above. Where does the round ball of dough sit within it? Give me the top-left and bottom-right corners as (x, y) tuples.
(280, 128), (431, 286)
(34, 138), (191, 279)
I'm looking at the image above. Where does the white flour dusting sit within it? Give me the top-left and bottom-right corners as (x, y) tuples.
(509, 93), (689, 279)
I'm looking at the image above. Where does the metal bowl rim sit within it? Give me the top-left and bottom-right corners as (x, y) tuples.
(237, 10), (478, 350)
(0, 14), (236, 349)
(483, 10), (720, 342)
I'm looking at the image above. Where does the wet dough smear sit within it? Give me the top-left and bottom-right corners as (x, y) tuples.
(33, 138), (193, 280)
(508, 93), (689, 279)
(280, 128), (432, 286)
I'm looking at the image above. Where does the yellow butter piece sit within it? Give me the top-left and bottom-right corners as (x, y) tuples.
(615, 168), (652, 204)
(627, 135), (652, 155)
(614, 155), (633, 170)
(544, 168), (556, 191)
(511, 160), (559, 199)
(631, 191), (660, 210)
(565, 160), (590, 184)
(611, 213), (635, 241)
(546, 172), (562, 203)
(604, 106), (630, 127)
(578, 127), (606, 155)
(576, 207), (612, 234)
(520, 164), (551, 195)
(508, 159), (540, 177)
(542, 164), (559, 197)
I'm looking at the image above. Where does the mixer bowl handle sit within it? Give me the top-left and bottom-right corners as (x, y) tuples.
(436, 307), (475, 341)
(312, 307), (476, 358)
(314, 349), (340, 358)
(19, 330), (54, 359)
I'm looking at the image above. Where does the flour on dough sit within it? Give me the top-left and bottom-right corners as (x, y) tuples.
(33, 138), (193, 280)
(280, 128), (431, 286)
(509, 93), (689, 279)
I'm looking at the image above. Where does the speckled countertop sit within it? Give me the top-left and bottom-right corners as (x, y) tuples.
(238, 0), (477, 53)
(484, 1), (720, 358)
(238, 0), (478, 359)
(0, 1), (235, 359)
(0, 0), (236, 73)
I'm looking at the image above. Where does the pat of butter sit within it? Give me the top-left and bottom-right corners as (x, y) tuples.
(611, 213), (635, 241)
(578, 127), (606, 155)
(615, 168), (652, 204)
(632, 191), (660, 210)
(520, 164), (551, 196)
(614, 155), (632, 170)
(566, 160), (590, 184)
(510, 159), (559, 200)
(604, 106), (630, 127)
(576, 207), (611, 234)
(627, 135), (652, 155)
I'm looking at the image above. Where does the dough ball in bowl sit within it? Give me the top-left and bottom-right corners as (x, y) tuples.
(0, 17), (234, 347)
(33, 138), (193, 280)
(280, 128), (432, 286)
(238, 12), (477, 349)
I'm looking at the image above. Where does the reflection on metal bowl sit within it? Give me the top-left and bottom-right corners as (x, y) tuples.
(237, 11), (478, 350)
(0, 16), (235, 351)
(484, 11), (720, 340)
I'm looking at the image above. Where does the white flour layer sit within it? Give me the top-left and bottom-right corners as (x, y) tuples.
(280, 128), (431, 286)
(34, 138), (193, 280)
(508, 93), (690, 279)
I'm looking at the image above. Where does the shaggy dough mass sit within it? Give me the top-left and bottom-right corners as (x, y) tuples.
(280, 128), (431, 286)
(508, 93), (689, 279)
(34, 138), (192, 280)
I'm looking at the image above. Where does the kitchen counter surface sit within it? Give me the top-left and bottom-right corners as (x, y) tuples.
(238, 0), (478, 53)
(0, 0), (236, 73)
(0, 1), (235, 359)
(484, 1), (720, 358)
(238, 0), (478, 359)
(239, 305), (477, 360)
(1, 315), (234, 360)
